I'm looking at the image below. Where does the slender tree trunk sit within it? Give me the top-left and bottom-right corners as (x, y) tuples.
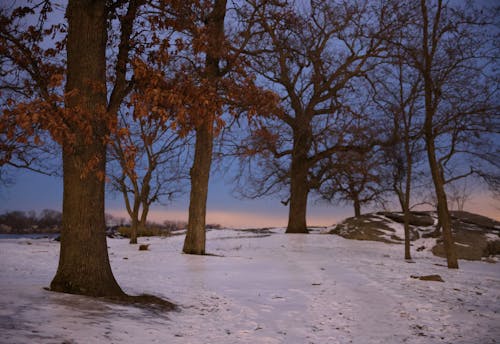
(424, 130), (458, 268)
(403, 145), (413, 260)
(183, 120), (214, 254)
(137, 204), (148, 238)
(50, 0), (124, 296)
(402, 206), (411, 260)
(425, 136), (458, 268)
(130, 214), (138, 244)
(286, 127), (310, 234)
(353, 197), (361, 218)
(421, 0), (458, 269)
(395, 187), (412, 259)
(182, 0), (226, 254)
(139, 204), (149, 232)
(138, 220), (146, 234)
(127, 196), (141, 244)
(403, 194), (411, 260)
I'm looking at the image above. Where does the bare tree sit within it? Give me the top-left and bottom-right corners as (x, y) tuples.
(370, 1), (499, 266)
(371, 45), (425, 260)
(109, 111), (189, 244)
(447, 178), (473, 212)
(410, 0), (499, 268)
(235, 0), (399, 233)
(318, 150), (386, 218)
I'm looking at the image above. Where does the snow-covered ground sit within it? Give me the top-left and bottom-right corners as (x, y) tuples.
(0, 228), (499, 344)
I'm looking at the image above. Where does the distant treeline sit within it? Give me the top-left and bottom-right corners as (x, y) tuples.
(0, 209), (62, 233)
(0, 209), (221, 234)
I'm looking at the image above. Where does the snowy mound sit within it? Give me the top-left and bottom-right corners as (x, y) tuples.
(329, 211), (500, 261)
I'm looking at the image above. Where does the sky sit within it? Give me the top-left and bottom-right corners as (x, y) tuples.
(0, 0), (498, 228)
(0, 166), (498, 228)
(0, 167), (351, 228)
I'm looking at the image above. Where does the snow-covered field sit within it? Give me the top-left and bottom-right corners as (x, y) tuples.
(0, 228), (499, 344)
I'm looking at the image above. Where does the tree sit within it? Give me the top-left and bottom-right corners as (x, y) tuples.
(38, 209), (62, 228)
(0, 1), (61, 182)
(0, 209), (61, 231)
(1, 0), (144, 296)
(0, 210), (36, 231)
(183, 0), (228, 254)
(130, 0), (228, 254)
(235, 0), (399, 233)
(109, 110), (189, 244)
(372, 46), (425, 260)
(0, 129), (59, 177)
(447, 178), (472, 212)
(408, 0), (499, 268)
(318, 150), (386, 218)
(51, 0), (138, 296)
(132, 0), (277, 254)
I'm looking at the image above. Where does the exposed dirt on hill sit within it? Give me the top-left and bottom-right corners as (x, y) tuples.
(329, 211), (500, 261)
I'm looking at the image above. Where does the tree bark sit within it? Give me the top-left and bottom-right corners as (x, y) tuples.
(353, 197), (361, 218)
(395, 188), (412, 260)
(426, 143), (458, 268)
(286, 125), (310, 234)
(50, 0), (124, 296)
(139, 203), (149, 234)
(403, 140), (413, 260)
(420, 0), (458, 269)
(128, 191), (141, 244)
(183, 120), (214, 254)
(402, 182), (412, 260)
(130, 215), (138, 244)
(403, 207), (412, 260)
(182, 0), (226, 254)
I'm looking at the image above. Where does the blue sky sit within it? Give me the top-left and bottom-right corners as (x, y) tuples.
(1, 166), (498, 228)
(1, 0), (498, 227)
(0, 168), (352, 228)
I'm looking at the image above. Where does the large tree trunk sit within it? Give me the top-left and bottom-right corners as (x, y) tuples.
(287, 158), (309, 233)
(286, 126), (310, 234)
(182, 0), (226, 254)
(183, 120), (213, 254)
(50, 0), (124, 296)
(52, 142), (123, 296)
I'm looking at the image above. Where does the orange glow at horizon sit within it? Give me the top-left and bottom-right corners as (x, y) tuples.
(106, 209), (343, 229)
(107, 193), (499, 228)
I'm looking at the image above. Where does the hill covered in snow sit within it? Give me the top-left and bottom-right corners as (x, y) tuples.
(1, 225), (499, 343)
(328, 211), (500, 261)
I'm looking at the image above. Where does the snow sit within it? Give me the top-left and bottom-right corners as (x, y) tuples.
(1, 229), (499, 344)
(382, 221), (405, 242)
(485, 233), (499, 242)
